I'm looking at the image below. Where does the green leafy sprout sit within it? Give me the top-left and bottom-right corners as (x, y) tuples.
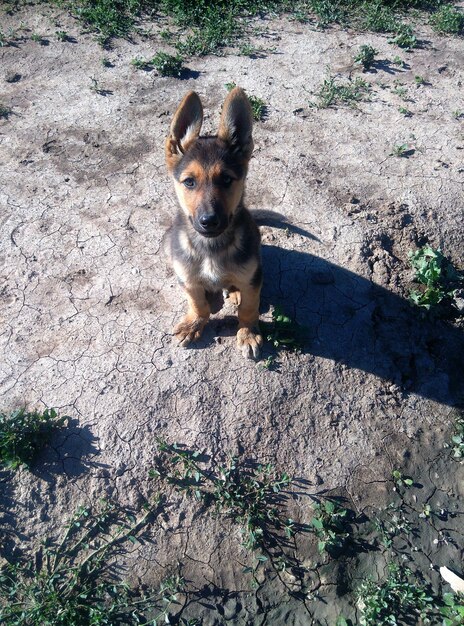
(310, 500), (350, 554)
(391, 469), (414, 489)
(408, 246), (463, 314)
(151, 440), (310, 586)
(357, 561), (434, 626)
(0, 408), (66, 469)
(430, 5), (464, 35)
(354, 44), (378, 70)
(0, 499), (183, 626)
(312, 75), (371, 109)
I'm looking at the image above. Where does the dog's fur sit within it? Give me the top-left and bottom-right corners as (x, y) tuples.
(165, 88), (263, 358)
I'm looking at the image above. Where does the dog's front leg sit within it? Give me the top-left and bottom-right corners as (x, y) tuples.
(236, 283), (263, 359)
(174, 284), (210, 347)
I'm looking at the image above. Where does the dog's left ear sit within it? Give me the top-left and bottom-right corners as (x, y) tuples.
(218, 87), (254, 160)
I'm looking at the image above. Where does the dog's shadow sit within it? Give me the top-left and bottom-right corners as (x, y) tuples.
(257, 242), (463, 406)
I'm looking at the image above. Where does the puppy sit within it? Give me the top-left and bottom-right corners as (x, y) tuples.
(165, 87), (262, 358)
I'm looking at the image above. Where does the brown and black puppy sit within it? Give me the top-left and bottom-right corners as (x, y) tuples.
(165, 87), (263, 358)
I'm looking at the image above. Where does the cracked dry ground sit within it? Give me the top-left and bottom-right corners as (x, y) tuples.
(1, 6), (463, 625)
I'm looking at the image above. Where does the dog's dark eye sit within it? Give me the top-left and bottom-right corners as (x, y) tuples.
(183, 177), (196, 189)
(221, 174), (233, 187)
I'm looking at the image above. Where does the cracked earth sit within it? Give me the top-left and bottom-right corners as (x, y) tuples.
(1, 4), (463, 624)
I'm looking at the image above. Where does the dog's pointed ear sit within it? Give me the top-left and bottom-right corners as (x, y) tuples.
(218, 87), (254, 160)
(165, 91), (203, 171)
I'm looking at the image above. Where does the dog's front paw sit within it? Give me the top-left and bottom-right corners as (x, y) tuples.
(236, 327), (263, 359)
(174, 316), (208, 347)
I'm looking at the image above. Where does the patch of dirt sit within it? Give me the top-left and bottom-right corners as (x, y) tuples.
(1, 4), (463, 624)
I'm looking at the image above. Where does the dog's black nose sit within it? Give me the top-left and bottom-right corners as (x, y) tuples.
(199, 214), (220, 230)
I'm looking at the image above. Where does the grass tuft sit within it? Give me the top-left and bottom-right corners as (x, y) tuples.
(0, 408), (66, 469)
(0, 499), (181, 626)
(312, 74), (371, 108)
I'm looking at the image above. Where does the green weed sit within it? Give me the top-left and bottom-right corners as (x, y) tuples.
(391, 469), (413, 489)
(153, 440), (293, 554)
(0, 500), (178, 626)
(55, 30), (68, 41)
(357, 561), (434, 626)
(30, 32), (44, 43)
(430, 5), (464, 35)
(262, 305), (301, 351)
(0, 408), (66, 469)
(373, 504), (413, 548)
(441, 591), (464, 626)
(445, 413), (464, 460)
(392, 80), (409, 99)
(408, 245), (463, 314)
(398, 106), (412, 116)
(312, 75), (371, 108)
(310, 500), (350, 554)
(390, 142), (414, 157)
(389, 24), (417, 50)
(152, 440), (309, 588)
(151, 51), (184, 76)
(392, 55), (406, 67)
(414, 74), (427, 85)
(360, 2), (397, 33)
(130, 55), (151, 69)
(0, 104), (12, 119)
(354, 44), (378, 70)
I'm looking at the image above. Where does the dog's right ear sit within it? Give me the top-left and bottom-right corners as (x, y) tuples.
(165, 91), (203, 171)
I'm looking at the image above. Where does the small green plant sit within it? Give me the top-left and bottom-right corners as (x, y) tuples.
(430, 5), (464, 35)
(130, 55), (150, 70)
(373, 505), (413, 548)
(262, 305), (301, 351)
(389, 24), (417, 50)
(312, 75), (371, 108)
(357, 561), (434, 625)
(55, 30), (68, 41)
(225, 82), (266, 121)
(354, 44), (378, 70)
(0, 408), (66, 469)
(392, 55), (406, 67)
(392, 82), (408, 99)
(414, 74), (426, 86)
(453, 109), (463, 120)
(152, 441), (308, 590)
(89, 77), (111, 95)
(441, 591), (464, 625)
(390, 143), (414, 157)
(160, 28), (173, 41)
(101, 56), (111, 67)
(391, 469), (413, 489)
(310, 500), (350, 554)
(175, 10), (238, 56)
(153, 441), (293, 554)
(0, 500), (177, 626)
(398, 106), (412, 117)
(408, 246), (463, 314)
(361, 3), (397, 33)
(31, 32), (43, 43)
(151, 52), (183, 77)
(445, 413), (464, 460)
(0, 104), (12, 119)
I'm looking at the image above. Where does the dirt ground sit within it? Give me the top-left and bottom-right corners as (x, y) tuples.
(1, 3), (463, 624)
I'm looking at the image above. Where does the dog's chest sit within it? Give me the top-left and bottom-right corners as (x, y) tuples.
(199, 256), (226, 289)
